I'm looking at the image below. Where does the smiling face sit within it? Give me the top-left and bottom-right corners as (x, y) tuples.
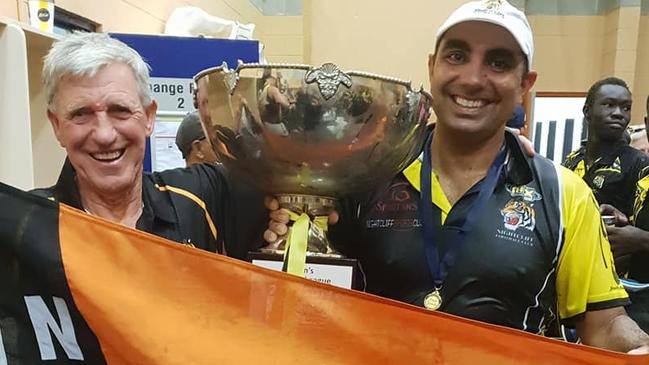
(429, 21), (536, 139)
(47, 62), (156, 197)
(585, 84), (632, 143)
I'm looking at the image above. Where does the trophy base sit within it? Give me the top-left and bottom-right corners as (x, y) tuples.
(248, 251), (360, 290)
(258, 247), (344, 259)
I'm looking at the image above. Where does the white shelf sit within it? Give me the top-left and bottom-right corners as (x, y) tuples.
(0, 17), (64, 190)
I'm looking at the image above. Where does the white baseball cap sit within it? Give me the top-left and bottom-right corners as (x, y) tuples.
(435, 0), (534, 67)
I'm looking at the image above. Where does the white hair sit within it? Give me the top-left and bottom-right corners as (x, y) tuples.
(43, 32), (152, 109)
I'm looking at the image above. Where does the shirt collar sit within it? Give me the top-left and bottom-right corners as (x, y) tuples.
(53, 158), (83, 210)
(592, 140), (628, 166)
(53, 158), (176, 225)
(402, 129), (533, 190)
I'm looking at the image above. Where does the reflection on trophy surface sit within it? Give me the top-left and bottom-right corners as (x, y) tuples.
(194, 62), (431, 278)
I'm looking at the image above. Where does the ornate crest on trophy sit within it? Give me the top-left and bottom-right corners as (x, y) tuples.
(305, 63), (353, 100)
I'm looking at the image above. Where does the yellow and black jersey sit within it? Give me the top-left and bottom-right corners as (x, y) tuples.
(563, 142), (649, 218)
(630, 166), (649, 282)
(30, 159), (266, 258)
(330, 131), (628, 334)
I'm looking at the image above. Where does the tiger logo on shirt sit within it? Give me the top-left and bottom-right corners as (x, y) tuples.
(501, 198), (536, 232)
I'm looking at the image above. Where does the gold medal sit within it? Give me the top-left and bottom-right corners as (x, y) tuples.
(424, 290), (442, 311)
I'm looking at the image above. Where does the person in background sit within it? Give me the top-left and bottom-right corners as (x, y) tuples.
(175, 111), (218, 166)
(265, 0), (649, 353)
(604, 95), (649, 334)
(506, 104), (525, 130)
(258, 70), (292, 135)
(563, 77), (649, 219)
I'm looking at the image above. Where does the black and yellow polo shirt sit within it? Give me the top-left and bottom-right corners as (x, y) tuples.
(30, 159), (266, 258)
(563, 142), (649, 218)
(630, 166), (649, 282)
(330, 132), (628, 334)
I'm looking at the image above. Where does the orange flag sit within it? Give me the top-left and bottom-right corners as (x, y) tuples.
(1, 183), (647, 364)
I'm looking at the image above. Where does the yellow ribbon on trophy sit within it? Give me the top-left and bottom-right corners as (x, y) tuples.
(282, 211), (329, 277)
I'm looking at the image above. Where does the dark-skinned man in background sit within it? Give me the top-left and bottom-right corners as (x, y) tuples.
(602, 94), (649, 333)
(563, 77), (649, 220)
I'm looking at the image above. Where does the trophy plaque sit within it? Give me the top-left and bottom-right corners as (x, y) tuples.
(194, 62), (431, 289)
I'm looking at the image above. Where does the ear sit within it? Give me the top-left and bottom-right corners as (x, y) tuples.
(583, 103), (590, 122)
(47, 109), (66, 148)
(143, 100), (157, 137)
(520, 70), (537, 98)
(645, 116), (648, 131)
(427, 53), (436, 88)
(192, 139), (204, 159)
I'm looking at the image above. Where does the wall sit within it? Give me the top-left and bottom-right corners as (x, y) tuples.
(303, 1), (610, 107)
(305, 1), (648, 123)
(0, 0), (17, 18)
(634, 14), (649, 119)
(528, 3), (647, 123)
(15, 0), (264, 34)
(0, 0), (305, 63)
(261, 15), (303, 63)
(305, 0), (466, 93)
(529, 15), (605, 93)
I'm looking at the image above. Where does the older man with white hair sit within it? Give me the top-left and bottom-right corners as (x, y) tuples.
(31, 32), (264, 256)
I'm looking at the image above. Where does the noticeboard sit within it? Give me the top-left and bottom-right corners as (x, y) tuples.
(110, 33), (259, 171)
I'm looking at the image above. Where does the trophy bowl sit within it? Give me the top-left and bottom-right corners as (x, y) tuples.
(194, 62), (431, 262)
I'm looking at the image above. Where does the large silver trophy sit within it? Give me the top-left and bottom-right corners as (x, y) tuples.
(194, 62), (431, 287)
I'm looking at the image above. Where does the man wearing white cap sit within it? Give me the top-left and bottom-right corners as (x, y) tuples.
(265, 0), (649, 352)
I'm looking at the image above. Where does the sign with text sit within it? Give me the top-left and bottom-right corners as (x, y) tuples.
(252, 259), (354, 289)
(149, 77), (194, 112)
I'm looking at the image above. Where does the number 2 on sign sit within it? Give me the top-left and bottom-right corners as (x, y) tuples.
(177, 97), (185, 109)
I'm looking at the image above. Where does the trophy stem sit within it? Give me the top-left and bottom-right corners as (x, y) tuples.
(260, 194), (342, 258)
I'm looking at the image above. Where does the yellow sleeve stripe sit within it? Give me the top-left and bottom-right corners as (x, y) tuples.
(154, 184), (218, 241)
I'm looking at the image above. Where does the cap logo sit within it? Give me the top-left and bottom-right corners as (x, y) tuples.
(475, 0), (505, 18)
(484, 0), (503, 9)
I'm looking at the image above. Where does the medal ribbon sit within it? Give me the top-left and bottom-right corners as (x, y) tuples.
(419, 135), (506, 290)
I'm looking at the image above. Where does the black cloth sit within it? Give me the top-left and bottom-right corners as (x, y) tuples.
(30, 159), (265, 258)
(329, 132), (566, 333)
(563, 141), (649, 217)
